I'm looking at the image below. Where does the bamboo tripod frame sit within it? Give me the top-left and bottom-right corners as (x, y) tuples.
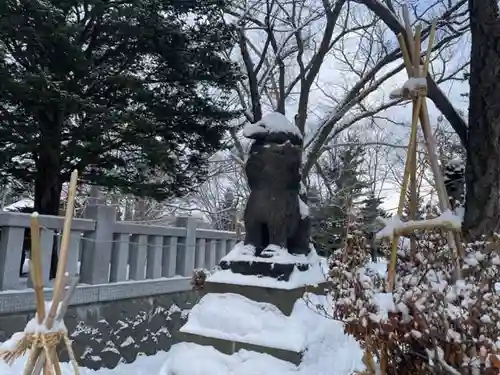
(385, 8), (463, 292)
(0, 170), (81, 375)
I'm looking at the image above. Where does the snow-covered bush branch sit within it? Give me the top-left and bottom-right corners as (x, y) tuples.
(331, 229), (500, 374)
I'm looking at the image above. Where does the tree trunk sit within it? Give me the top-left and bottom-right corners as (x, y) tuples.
(33, 112), (63, 279)
(463, 0), (500, 241)
(34, 138), (62, 214)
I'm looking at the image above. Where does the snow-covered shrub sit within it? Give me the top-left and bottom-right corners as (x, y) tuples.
(332, 232), (500, 374)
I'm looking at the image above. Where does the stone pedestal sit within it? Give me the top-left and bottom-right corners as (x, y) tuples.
(180, 331), (303, 365)
(203, 280), (327, 316)
(179, 245), (328, 365)
(219, 259), (309, 282)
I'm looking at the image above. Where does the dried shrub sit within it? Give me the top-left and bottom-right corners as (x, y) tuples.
(331, 231), (500, 375)
(191, 269), (207, 291)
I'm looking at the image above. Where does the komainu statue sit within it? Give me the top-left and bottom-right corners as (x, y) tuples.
(242, 112), (311, 257)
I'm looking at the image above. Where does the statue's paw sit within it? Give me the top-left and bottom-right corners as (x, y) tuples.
(260, 244), (287, 258)
(240, 244), (256, 256)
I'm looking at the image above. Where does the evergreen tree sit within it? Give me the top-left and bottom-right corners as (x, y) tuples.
(402, 188), (425, 221)
(310, 143), (368, 255)
(434, 125), (466, 211)
(334, 143), (368, 215)
(0, 0), (240, 215)
(359, 192), (387, 261)
(360, 193), (386, 234)
(217, 189), (236, 231)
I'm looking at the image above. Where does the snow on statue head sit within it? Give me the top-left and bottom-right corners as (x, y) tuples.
(242, 112), (303, 146)
(242, 112), (311, 257)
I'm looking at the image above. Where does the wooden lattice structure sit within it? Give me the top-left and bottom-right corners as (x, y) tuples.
(0, 170), (80, 375)
(382, 7), (463, 292)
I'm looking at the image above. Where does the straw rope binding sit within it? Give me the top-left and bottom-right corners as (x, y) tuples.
(0, 332), (66, 365)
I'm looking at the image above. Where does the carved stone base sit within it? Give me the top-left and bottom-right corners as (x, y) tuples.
(203, 281), (328, 316)
(180, 331), (302, 365)
(219, 259), (309, 281)
(179, 292), (308, 365)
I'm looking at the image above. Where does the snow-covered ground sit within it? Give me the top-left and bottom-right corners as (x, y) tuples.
(0, 293), (364, 375)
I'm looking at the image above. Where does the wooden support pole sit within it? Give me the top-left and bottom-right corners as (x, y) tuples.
(386, 95), (422, 291)
(29, 214), (45, 324)
(387, 15), (421, 291)
(409, 130), (418, 258)
(24, 170), (80, 375)
(32, 277), (80, 375)
(45, 170), (78, 330)
(409, 26), (422, 258)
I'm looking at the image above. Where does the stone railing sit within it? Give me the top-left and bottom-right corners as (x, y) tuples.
(0, 204), (237, 313)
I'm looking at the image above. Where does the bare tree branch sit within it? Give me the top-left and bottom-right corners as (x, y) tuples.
(355, 0), (469, 145)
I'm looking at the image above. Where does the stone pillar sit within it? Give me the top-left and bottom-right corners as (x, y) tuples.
(175, 217), (197, 276)
(80, 204), (116, 284)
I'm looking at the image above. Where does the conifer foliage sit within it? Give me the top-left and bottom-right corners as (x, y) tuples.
(310, 142), (369, 255)
(0, 0), (239, 214)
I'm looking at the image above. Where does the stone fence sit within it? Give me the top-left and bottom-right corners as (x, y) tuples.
(0, 204), (237, 315)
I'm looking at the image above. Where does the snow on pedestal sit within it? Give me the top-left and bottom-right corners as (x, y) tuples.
(180, 293), (306, 352)
(177, 293), (363, 374)
(222, 242), (309, 264)
(209, 242), (327, 290)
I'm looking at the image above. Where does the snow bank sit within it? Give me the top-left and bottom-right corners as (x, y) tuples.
(180, 293), (363, 375)
(162, 343), (296, 375)
(0, 294), (363, 375)
(243, 112), (303, 139)
(180, 293), (306, 352)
